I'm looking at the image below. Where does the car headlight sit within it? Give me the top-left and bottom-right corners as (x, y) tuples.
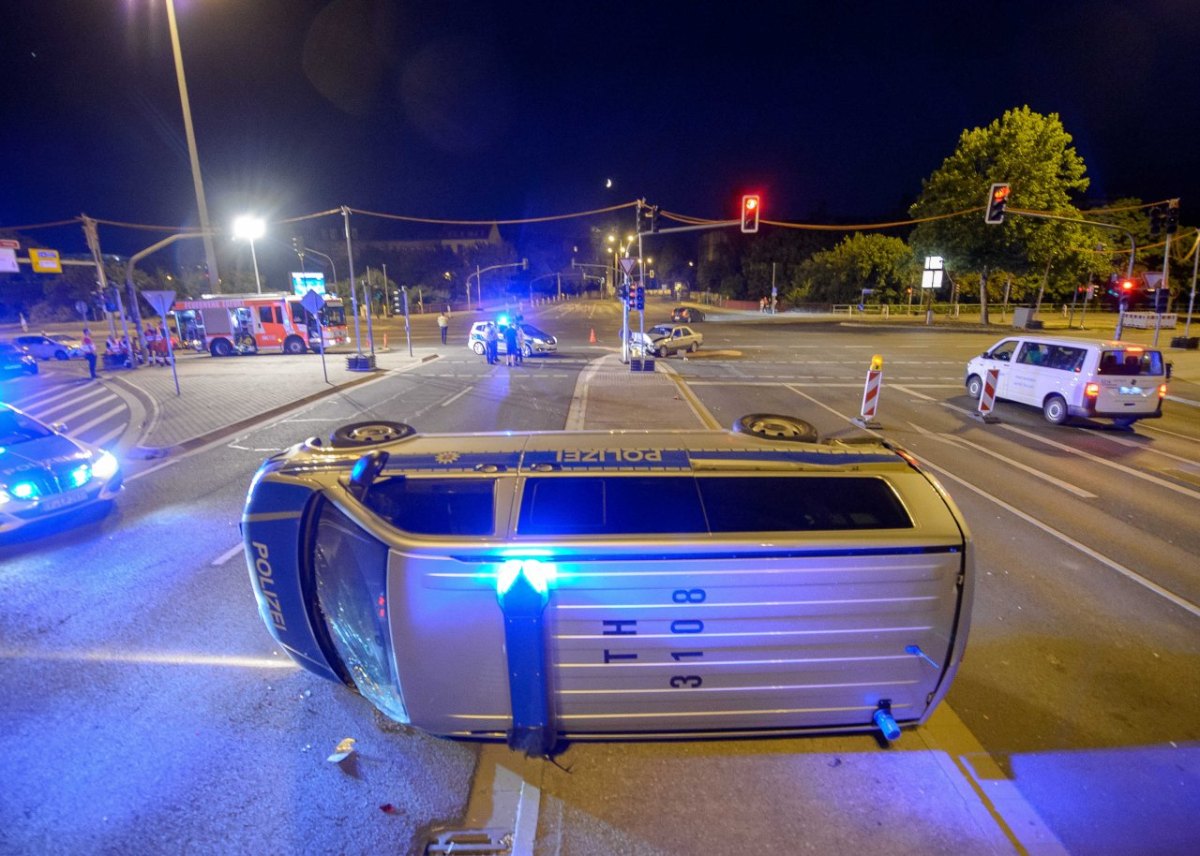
(90, 451), (120, 480)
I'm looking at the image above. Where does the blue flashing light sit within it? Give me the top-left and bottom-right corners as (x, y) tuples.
(497, 314), (510, 327)
(10, 481), (38, 501)
(495, 559), (558, 596)
(67, 465), (91, 489)
(874, 705), (901, 741)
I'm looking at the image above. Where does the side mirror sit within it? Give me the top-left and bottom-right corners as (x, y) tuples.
(1166, 362), (1173, 381)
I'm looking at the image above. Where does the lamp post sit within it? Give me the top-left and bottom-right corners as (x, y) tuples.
(163, 0), (220, 292)
(467, 260), (529, 311)
(233, 216), (265, 293)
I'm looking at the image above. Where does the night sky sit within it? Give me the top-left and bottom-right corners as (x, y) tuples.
(2, 0), (1198, 257)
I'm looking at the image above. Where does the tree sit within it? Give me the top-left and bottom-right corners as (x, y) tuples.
(798, 233), (917, 305)
(910, 106), (1090, 323)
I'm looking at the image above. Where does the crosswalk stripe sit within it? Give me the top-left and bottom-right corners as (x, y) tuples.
(70, 405), (127, 436)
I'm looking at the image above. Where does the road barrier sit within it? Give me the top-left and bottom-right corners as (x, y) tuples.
(852, 354), (884, 429)
(971, 368), (1000, 424)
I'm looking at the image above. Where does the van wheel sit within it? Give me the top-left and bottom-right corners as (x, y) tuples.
(283, 336), (306, 355)
(966, 374), (983, 399)
(211, 338), (233, 357)
(472, 341), (485, 355)
(1043, 395), (1069, 425)
(329, 421), (415, 448)
(734, 413), (819, 443)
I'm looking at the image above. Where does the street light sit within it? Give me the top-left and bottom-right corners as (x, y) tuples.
(233, 216), (265, 294)
(162, 0), (221, 292)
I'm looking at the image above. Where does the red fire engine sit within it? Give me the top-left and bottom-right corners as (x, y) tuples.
(171, 292), (350, 357)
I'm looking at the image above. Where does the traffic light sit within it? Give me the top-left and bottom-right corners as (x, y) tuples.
(1165, 200), (1180, 235)
(1118, 279), (1134, 313)
(1149, 206), (1164, 236)
(740, 195), (761, 233)
(984, 183), (1010, 224)
(291, 236), (305, 254)
(618, 282), (630, 303)
(1154, 288), (1169, 313)
(634, 283), (645, 310)
(391, 289), (403, 314)
(637, 203), (661, 234)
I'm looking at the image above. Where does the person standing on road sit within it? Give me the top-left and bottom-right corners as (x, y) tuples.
(485, 322), (499, 365)
(81, 327), (98, 378)
(437, 311), (448, 345)
(514, 325), (525, 365)
(503, 323), (518, 366)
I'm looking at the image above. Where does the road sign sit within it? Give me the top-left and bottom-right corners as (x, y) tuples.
(0, 239), (19, 250)
(30, 248), (62, 273)
(620, 258), (637, 276)
(142, 289), (177, 319)
(300, 288), (325, 316)
(0, 249), (17, 273)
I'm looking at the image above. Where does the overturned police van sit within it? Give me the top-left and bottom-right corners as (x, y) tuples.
(243, 415), (972, 755)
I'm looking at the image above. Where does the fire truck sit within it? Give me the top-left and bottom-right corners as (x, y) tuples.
(171, 292), (350, 357)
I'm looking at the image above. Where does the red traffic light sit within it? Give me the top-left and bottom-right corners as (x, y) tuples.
(1121, 280), (1134, 291)
(991, 185), (1010, 204)
(740, 194), (761, 233)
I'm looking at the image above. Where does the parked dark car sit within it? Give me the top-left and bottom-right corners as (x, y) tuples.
(0, 342), (39, 379)
(671, 306), (704, 323)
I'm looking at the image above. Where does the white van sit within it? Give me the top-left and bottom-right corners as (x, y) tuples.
(965, 336), (1167, 427)
(243, 417), (973, 754)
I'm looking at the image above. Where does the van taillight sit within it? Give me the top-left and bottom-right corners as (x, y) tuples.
(1085, 383), (1100, 397)
(1159, 384), (1167, 398)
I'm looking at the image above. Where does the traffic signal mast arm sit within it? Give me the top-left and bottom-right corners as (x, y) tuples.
(1007, 206), (1138, 279)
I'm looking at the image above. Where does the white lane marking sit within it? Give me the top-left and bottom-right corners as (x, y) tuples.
(441, 386), (473, 407)
(1165, 394), (1200, 407)
(1141, 422), (1200, 443)
(16, 382), (90, 409)
(909, 422), (1098, 499)
(212, 543), (245, 566)
(1099, 432), (1200, 467)
(0, 647), (298, 669)
(70, 404), (126, 436)
(36, 390), (117, 422)
(566, 358), (605, 430)
(28, 386), (113, 419)
(788, 386), (1200, 619)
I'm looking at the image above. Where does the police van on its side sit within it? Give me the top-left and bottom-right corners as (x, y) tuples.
(242, 416), (973, 755)
(965, 336), (1167, 427)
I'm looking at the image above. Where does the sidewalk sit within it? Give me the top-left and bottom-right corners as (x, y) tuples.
(107, 346), (439, 457)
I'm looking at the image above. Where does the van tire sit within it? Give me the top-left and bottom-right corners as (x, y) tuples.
(1043, 394), (1069, 424)
(284, 336), (307, 355)
(472, 341), (485, 355)
(965, 374), (983, 399)
(734, 413), (819, 443)
(211, 338), (233, 357)
(330, 421), (415, 448)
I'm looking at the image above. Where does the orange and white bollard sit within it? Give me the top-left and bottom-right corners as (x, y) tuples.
(852, 354), (884, 429)
(972, 367), (1001, 423)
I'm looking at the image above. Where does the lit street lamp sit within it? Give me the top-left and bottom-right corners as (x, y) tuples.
(233, 216), (265, 294)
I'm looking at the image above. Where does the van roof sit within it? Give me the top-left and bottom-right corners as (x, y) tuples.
(1004, 335), (1160, 352)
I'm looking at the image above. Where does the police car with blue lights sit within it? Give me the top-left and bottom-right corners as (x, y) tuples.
(0, 403), (122, 534)
(243, 415), (972, 754)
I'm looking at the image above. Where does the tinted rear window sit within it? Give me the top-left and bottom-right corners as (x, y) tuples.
(362, 477), (496, 535)
(518, 476), (911, 536)
(1097, 350), (1163, 376)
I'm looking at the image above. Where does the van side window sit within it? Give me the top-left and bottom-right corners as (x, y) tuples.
(1046, 346), (1086, 371)
(1017, 343), (1047, 366)
(362, 477), (496, 535)
(518, 476), (913, 535)
(989, 341), (1017, 362)
(519, 477), (707, 535)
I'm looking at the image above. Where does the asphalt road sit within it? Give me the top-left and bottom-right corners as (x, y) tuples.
(2, 301), (1197, 855)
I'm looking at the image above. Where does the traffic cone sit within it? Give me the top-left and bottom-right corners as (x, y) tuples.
(383, 333), (388, 349)
(589, 328), (596, 344)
